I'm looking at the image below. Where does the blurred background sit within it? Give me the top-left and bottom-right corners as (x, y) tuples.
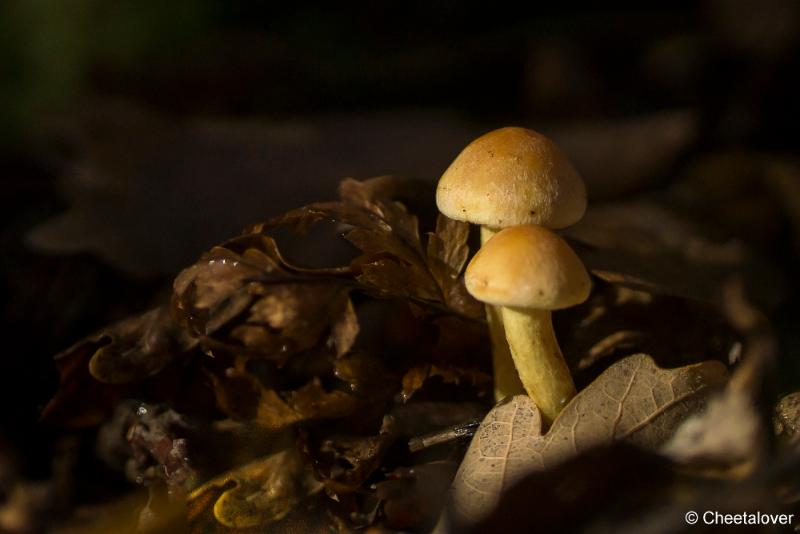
(1, 1), (799, 530)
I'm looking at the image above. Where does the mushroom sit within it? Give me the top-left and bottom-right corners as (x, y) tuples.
(464, 224), (590, 424)
(436, 127), (586, 400)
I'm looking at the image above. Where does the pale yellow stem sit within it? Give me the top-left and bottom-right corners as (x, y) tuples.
(481, 226), (525, 401)
(501, 307), (576, 424)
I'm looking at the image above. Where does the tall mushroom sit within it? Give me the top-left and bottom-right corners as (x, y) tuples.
(436, 127), (586, 400)
(465, 224), (590, 424)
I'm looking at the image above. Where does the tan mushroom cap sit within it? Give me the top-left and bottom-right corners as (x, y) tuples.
(465, 224), (591, 309)
(436, 127), (586, 229)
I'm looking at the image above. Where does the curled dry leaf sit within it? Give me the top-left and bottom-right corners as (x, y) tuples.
(88, 306), (198, 384)
(448, 354), (728, 526)
(173, 243), (356, 362)
(49, 305), (197, 387)
(42, 305), (204, 426)
(187, 447), (323, 529)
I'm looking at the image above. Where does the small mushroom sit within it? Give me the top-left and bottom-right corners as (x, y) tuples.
(465, 224), (591, 424)
(436, 127), (587, 400)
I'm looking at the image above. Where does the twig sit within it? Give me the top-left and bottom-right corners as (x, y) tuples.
(408, 418), (482, 453)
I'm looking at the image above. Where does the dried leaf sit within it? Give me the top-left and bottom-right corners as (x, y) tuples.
(356, 258), (437, 301)
(426, 215), (474, 313)
(256, 379), (358, 430)
(426, 216), (468, 278)
(88, 306), (197, 384)
(259, 177), (481, 318)
(211, 371), (359, 431)
(171, 176), (479, 371)
(173, 245), (355, 362)
(448, 354), (728, 525)
(188, 447), (323, 529)
(41, 305), (198, 396)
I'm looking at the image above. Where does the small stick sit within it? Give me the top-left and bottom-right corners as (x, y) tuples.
(408, 418), (482, 453)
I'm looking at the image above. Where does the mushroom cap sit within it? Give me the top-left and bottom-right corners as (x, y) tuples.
(465, 224), (591, 309)
(436, 127), (586, 229)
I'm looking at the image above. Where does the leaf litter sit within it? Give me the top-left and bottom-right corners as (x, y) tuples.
(42, 175), (799, 532)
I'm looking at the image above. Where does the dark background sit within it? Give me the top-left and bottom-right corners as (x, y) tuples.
(1, 1), (799, 529)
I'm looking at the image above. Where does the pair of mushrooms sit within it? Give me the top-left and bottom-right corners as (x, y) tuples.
(436, 127), (590, 424)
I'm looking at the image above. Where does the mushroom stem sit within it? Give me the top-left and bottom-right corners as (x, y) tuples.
(500, 306), (576, 424)
(479, 226), (499, 243)
(480, 226), (525, 401)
